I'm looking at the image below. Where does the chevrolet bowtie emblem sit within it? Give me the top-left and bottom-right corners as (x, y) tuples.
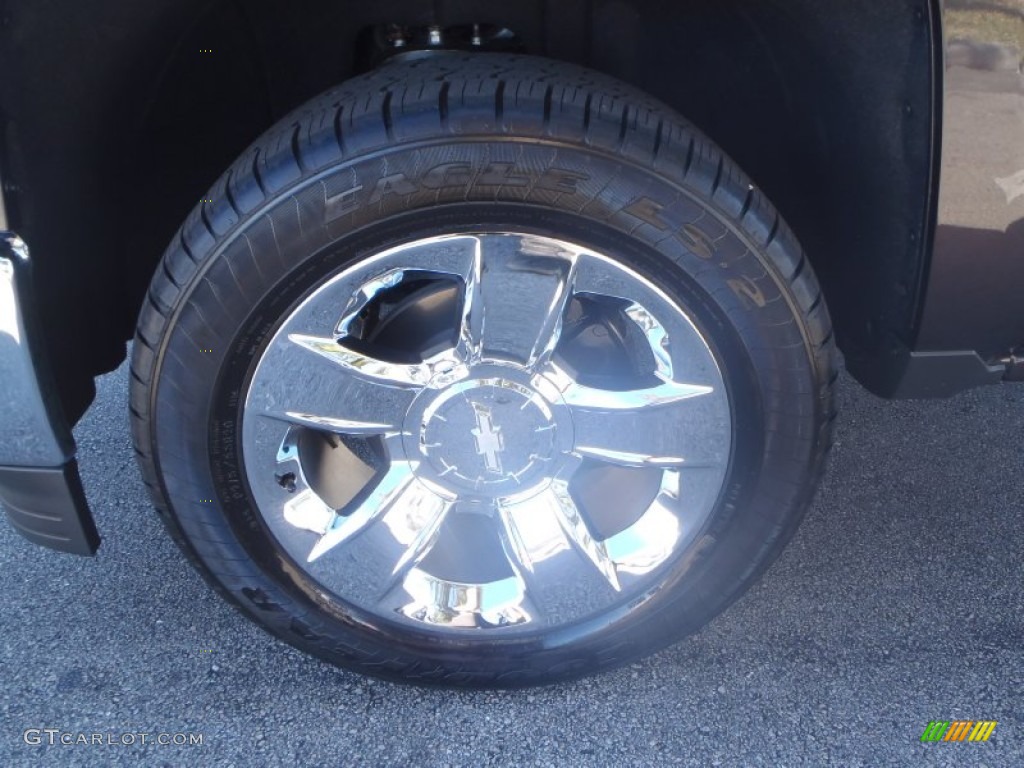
(471, 403), (505, 474)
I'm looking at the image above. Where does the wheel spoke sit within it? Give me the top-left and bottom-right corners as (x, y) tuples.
(543, 363), (726, 469)
(455, 236), (484, 364)
(546, 361), (714, 411)
(570, 402), (725, 467)
(262, 411), (395, 435)
(295, 475), (457, 611)
(376, 504), (537, 627)
(246, 330), (425, 438)
(395, 568), (531, 628)
(496, 499), (568, 577)
(378, 486), (453, 587)
(491, 497), (561, 621)
(601, 471), (684, 574)
(306, 461), (421, 562)
(533, 481), (622, 591)
(458, 234), (579, 368)
(282, 489), (336, 536)
(288, 333), (436, 388)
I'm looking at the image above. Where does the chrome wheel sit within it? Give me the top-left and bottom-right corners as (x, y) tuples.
(242, 233), (731, 631)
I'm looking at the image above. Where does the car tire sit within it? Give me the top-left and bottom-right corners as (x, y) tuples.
(130, 52), (837, 687)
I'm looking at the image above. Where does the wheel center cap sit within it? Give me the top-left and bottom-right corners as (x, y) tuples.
(414, 376), (561, 498)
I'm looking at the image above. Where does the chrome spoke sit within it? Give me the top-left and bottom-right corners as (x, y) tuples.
(525, 246), (579, 370)
(261, 410), (395, 435)
(378, 486), (453, 587)
(540, 481), (621, 591)
(603, 467), (724, 574)
(301, 477), (456, 612)
(496, 500), (552, 577)
(282, 489), (336, 536)
(301, 484), (455, 616)
(395, 568), (532, 628)
(306, 461), (419, 562)
(246, 329), (420, 438)
(288, 333), (439, 388)
(543, 362), (726, 469)
(380, 502), (537, 628)
(492, 523), (549, 624)
(458, 234), (579, 368)
(455, 236), (485, 365)
(545, 361), (714, 411)
(569, 398), (726, 468)
(561, 376), (713, 412)
(602, 470), (685, 574)
(495, 494), (620, 622)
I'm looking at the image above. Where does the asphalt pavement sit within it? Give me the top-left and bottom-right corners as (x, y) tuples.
(1, 350), (1021, 767)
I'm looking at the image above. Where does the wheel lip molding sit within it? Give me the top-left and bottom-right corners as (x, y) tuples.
(0, 231), (99, 555)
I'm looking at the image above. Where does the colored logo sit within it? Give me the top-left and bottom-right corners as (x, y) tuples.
(920, 721), (997, 742)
